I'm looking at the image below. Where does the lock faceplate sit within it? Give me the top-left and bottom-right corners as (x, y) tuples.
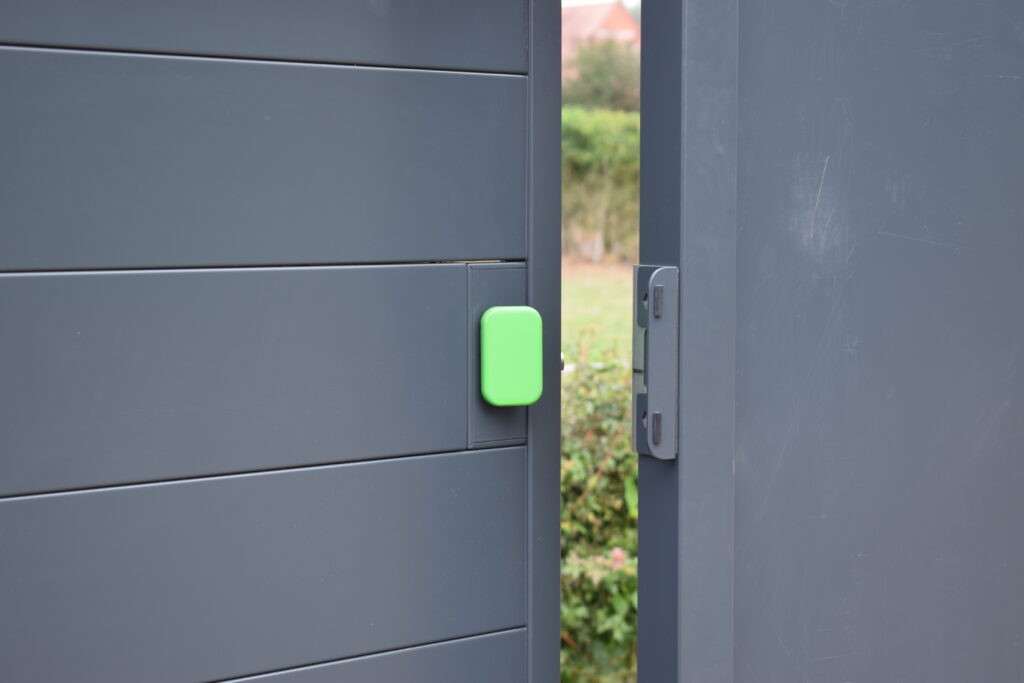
(632, 265), (679, 460)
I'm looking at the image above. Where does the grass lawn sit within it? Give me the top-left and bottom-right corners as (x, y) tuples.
(561, 259), (633, 364)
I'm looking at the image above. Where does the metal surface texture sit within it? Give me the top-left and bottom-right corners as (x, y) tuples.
(0, 265), (469, 495)
(0, 47), (526, 270)
(525, 1), (563, 679)
(639, 0), (738, 679)
(469, 264), (529, 448)
(640, 0), (1024, 680)
(226, 630), (527, 683)
(0, 0), (560, 679)
(0, 449), (526, 682)
(0, 0), (528, 73)
(734, 1), (1024, 680)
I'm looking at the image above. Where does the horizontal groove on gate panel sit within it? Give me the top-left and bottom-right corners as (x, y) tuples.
(0, 265), (482, 496)
(0, 43), (530, 76)
(0, 0), (527, 73)
(0, 445), (524, 502)
(0, 448), (527, 683)
(0, 47), (527, 270)
(217, 628), (527, 683)
(0, 259), (527, 276)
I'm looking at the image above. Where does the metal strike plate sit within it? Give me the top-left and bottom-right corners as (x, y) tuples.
(632, 265), (679, 460)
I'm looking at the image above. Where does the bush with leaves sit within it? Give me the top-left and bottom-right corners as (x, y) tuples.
(562, 107), (639, 179)
(562, 107), (640, 262)
(561, 340), (637, 681)
(564, 39), (640, 112)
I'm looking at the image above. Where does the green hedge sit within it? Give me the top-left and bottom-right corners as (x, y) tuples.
(562, 106), (639, 180)
(561, 343), (637, 681)
(561, 106), (640, 680)
(562, 107), (640, 262)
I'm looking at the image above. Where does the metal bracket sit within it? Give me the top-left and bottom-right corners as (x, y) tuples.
(632, 265), (679, 460)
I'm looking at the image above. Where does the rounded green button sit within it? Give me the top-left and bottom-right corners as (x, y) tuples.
(480, 306), (543, 406)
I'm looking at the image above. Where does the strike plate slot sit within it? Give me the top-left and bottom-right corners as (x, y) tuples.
(632, 265), (679, 460)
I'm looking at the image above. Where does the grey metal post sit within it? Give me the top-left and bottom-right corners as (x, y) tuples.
(527, 0), (562, 680)
(638, 0), (737, 680)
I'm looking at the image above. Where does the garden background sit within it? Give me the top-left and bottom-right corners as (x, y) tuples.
(560, 33), (641, 682)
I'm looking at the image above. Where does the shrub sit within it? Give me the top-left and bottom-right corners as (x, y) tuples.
(562, 107), (640, 178)
(561, 340), (637, 681)
(562, 107), (640, 262)
(564, 40), (640, 112)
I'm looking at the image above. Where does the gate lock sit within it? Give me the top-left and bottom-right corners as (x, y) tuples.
(632, 265), (679, 460)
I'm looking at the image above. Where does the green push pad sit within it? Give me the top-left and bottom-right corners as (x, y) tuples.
(480, 306), (543, 406)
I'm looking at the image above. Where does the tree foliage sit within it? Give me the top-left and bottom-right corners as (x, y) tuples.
(564, 40), (640, 112)
(562, 106), (639, 262)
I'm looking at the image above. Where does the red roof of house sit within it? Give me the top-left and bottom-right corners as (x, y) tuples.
(561, 2), (641, 66)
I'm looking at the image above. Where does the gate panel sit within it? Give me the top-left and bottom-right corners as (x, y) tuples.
(0, 0), (527, 73)
(227, 630), (527, 683)
(469, 263), (529, 448)
(0, 1), (559, 680)
(0, 265), (469, 495)
(639, 0), (1024, 680)
(734, 2), (1024, 680)
(0, 449), (526, 682)
(0, 47), (526, 270)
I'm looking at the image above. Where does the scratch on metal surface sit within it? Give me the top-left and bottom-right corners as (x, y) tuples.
(914, 36), (984, 58)
(792, 153), (846, 266)
(969, 397), (1013, 460)
(768, 610), (793, 658)
(760, 147), (856, 522)
(877, 230), (961, 250)
(811, 651), (862, 662)
(810, 156), (831, 239)
(841, 0), (894, 18)
(753, 283), (845, 523)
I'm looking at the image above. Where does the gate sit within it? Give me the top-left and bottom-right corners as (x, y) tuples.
(638, 0), (1024, 681)
(0, 3), (559, 681)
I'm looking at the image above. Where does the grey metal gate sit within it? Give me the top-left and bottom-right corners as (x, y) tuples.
(638, 0), (1024, 681)
(0, 3), (559, 681)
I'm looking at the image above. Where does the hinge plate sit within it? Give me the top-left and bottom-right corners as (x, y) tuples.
(632, 265), (679, 460)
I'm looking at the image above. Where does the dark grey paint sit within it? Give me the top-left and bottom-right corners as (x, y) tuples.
(0, 449), (526, 683)
(1, 1), (560, 679)
(0, 0), (527, 74)
(469, 263), (528, 448)
(0, 47), (526, 270)
(227, 630), (526, 683)
(642, 0), (1024, 681)
(525, 0), (563, 679)
(735, 2), (1024, 681)
(639, 0), (737, 679)
(0, 265), (468, 495)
